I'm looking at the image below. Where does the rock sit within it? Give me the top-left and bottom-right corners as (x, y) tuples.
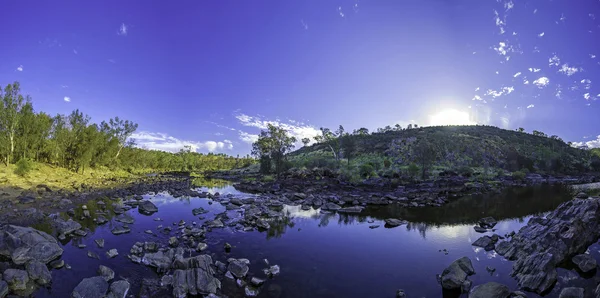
(225, 271), (234, 279)
(144, 242), (159, 253)
(138, 200), (158, 214)
(26, 261), (52, 285)
(72, 276), (109, 298)
(207, 219), (224, 228)
(224, 243), (232, 252)
(472, 236), (496, 251)
(576, 192), (588, 199)
(196, 243), (208, 252)
(172, 267), (221, 297)
(73, 229), (87, 237)
(0, 281), (7, 298)
(215, 261), (227, 273)
(572, 254), (597, 273)
(265, 264), (280, 277)
(98, 265), (115, 281)
(94, 239), (104, 248)
(106, 280), (130, 298)
(192, 207), (209, 216)
(87, 251), (100, 259)
(49, 259), (64, 269)
(469, 282), (510, 298)
(228, 259), (249, 278)
(256, 219), (270, 230)
(3, 269), (29, 291)
(511, 291), (527, 298)
(559, 287), (584, 298)
(169, 237), (179, 247)
(161, 275), (174, 287)
(250, 277), (265, 286)
(384, 218), (407, 227)
(396, 289), (407, 298)
(369, 225), (380, 229)
(0, 225), (63, 265)
(142, 250), (175, 272)
(245, 286), (259, 297)
(172, 255), (213, 270)
(54, 218), (83, 236)
(474, 226), (488, 233)
(440, 257), (475, 290)
(479, 217), (498, 229)
(111, 226), (131, 235)
(338, 206), (364, 213)
(495, 198), (600, 294)
(321, 202), (342, 211)
(115, 214), (135, 224)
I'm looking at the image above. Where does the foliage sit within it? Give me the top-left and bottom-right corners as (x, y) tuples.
(512, 170), (527, 180)
(14, 158), (33, 177)
(251, 124), (296, 176)
(407, 163), (420, 178)
(358, 163), (376, 178)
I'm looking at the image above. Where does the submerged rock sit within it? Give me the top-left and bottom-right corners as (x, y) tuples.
(98, 265), (115, 281)
(111, 226), (131, 235)
(384, 218), (407, 227)
(138, 200), (159, 214)
(495, 198), (600, 293)
(474, 226), (488, 233)
(26, 261), (52, 285)
(115, 214), (135, 224)
(469, 282), (510, 298)
(440, 257), (475, 290)
(472, 236), (496, 251)
(0, 225), (63, 265)
(192, 207), (209, 216)
(572, 254), (597, 273)
(94, 239), (105, 248)
(106, 280), (130, 298)
(228, 259), (249, 279)
(72, 276), (108, 298)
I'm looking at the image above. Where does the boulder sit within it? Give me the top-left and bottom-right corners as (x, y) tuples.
(559, 287), (584, 298)
(338, 206), (364, 213)
(479, 217), (498, 229)
(71, 276), (108, 298)
(26, 261), (52, 285)
(106, 249), (118, 258)
(98, 265), (114, 281)
(469, 282), (510, 298)
(472, 236), (496, 251)
(572, 254), (597, 273)
(321, 203), (342, 211)
(94, 239), (105, 248)
(440, 257), (475, 290)
(138, 201), (158, 214)
(0, 281), (7, 298)
(172, 255), (213, 270)
(111, 226), (131, 235)
(142, 250), (175, 272)
(3, 269), (29, 291)
(495, 198), (600, 293)
(228, 259), (249, 279)
(169, 237), (179, 247)
(106, 280), (130, 298)
(0, 225), (63, 265)
(115, 214), (135, 224)
(192, 208), (209, 216)
(54, 219), (83, 236)
(256, 219), (270, 230)
(171, 258), (221, 297)
(384, 218), (407, 227)
(474, 226), (488, 233)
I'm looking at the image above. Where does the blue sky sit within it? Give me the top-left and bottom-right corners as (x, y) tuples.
(1, 0), (599, 154)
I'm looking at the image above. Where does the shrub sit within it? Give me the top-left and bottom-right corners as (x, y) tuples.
(457, 166), (474, 177)
(512, 170), (526, 180)
(358, 163), (375, 178)
(383, 159), (391, 169)
(262, 175), (275, 182)
(407, 163), (420, 178)
(14, 158), (33, 177)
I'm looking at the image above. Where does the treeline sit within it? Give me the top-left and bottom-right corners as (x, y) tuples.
(0, 82), (254, 173)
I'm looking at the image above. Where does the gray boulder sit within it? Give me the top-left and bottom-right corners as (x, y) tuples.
(192, 207), (209, 216)
(0, 225), (63, 265)
(228, 259), (249, 279)
(142, 250), (175, 272)
(26, 261), (52, 285)
(169, 237), (179, 247)
(115, 214), (135, 224)
(572, 254), (597, 273)
(54, 219), (82, 236)
(479, 217), (498, 229)
(469, 282), (510, 298)
(474, 226), (488, 233)
(384, 218), (407, 227)
(106, 249), (118, 258)
(3, 269), (29, 291)
(71, 276), (108, 298)
(321, 203), (342, 211)
(111, 226), (131, 235)
(472, 236), (496, 251)
(172, 255), (213, 270)
(171, 257), (221, 298)
(0, 281), (8, 298)
(559, 287), (584, 298)
(98, 265), (114, 281)
(106, 280), (130, 298)
(440, 257), (475, 290)
(138, 200), (158, 214)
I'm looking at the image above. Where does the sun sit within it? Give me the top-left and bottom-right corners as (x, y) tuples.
(429, 109), (476, 126)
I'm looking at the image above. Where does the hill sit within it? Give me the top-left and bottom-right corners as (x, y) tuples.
(287, 125), (599, 180)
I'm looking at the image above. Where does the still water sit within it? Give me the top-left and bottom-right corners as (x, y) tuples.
(32, 183), (600, 298)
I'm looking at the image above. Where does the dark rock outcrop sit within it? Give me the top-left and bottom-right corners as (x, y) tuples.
(72, 276), (108, 298)
(469, 282), (510, 298)
(440, 257), (475, 290)
(0, 225), (63, 265)
(138, 201), (158, 215)
(572, 254), (597, 273)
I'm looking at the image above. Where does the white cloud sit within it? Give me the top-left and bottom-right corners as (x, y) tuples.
(63, 96), (71, 102)
(533, 77), (550, 88)
(513, 72), (522, 77)
(524, 80), (530, 85)
(235, 113), (321, 146)
(549, 55), (561, 67)
(472, 95), (482, 101)
(16, 65), (23, 72)
(117, 23), (128, 36)
(558, 64), (579, 76)
(494, 10), (506, 34)
(61, 85), (68, 88)
(300, 19), (308, 30)
(559, 14), (566, 22)
(73, 49), (78, 55)
(527, 104), (535, 109)
(538, 32), (545, 37)
(505, 1), (514, 11)
(584, 93), (591, 100)
(338, 6), (345, 18)
(485, 86), (514, 98)
(129, 131), (233, 153)
(528, 68), (541, 72)
(533, 9), (538, 14)
(581, 79), (592, 90)
(494, 42), (508, 56)
(572, 135), (600, 148)
(591, 54), (597, 59)
(239, 131), (259, 144)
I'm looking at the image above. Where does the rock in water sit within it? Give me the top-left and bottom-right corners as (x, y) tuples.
(559, 287), (584, 298)
(228, 259), (249, 279)
(171, 255), (221, 297)
(440, 257), (475, 290)
(384, 218), (407, 227)
(138, 200), (158, 215)
(0, 225), (63, 265)
(111, 226), (131, 235)
(94, 239), (105, 248)
(115, 214), (135, 224)
(26, 261), (52, 285)
(320, 203), (342, 211)
(3, 269), (29, 291)
(472, 236), (496, 251)
(572, 254), (597, 273)
(479, 217), (498, 229)
(72, 276), (109, 298)
(106, 249), (118, 258)
(106, 280), (130, 298)
(54, 218), (83, 236)
(98, 265), (115, 281)
(474, 226), (488, 233)
(495, 198), (600, 294)
(469, 282), (510, 298)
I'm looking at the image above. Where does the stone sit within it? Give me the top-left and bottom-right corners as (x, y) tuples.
(169, 237), (179, 247)
(469, 282), (510, 298)
(2, 269), (29, 291)
(142, 250), (175, 272)
(474, 226), (488, 233)
(172, 268), (221, 297)
(338, 206), (364, 213)
(87, 251), (100, 259)
(106, 280), (130, 298)
(228, 259), (249, 278)
(479, 217), (498, 229)
(572, 254), (597, 273)
(321, 203), (342, 211)
(224, 243), (232, 252)
(559, 287), (584, 298)
(144, 242), (159, 253)
(161, 275), (174, 287)
(95, 239), (105, 248)
(172, 255), (214, 270)
(73, 229), (87, 237)
(196, 243), (208, 252)
(192, 207), (209, 216)
(138, 200), (158, 214)
(72, 276), (109, 298)
(256, 219), (270, 230)
(396, 289), (407, 298)
(115, 214), (135, 224)
(98, 265), (115, 281)
(0, 281), (7, 298)
(384, 218), (407, 227)
(111, 226), (131, 235)
(369, 225), (380, 229)
(54, 218), (83, 236)
(245, 286), (259, 297)
(495, 198), (600, 294)
(106, 249), (118, 258)
(440, 257), (475, 290)
(265, 265), (280, 277)
(26, 261), (52, 285)
(0, 225), (63, 265)
(207, 219), (224, 228)
(49, 259), (64, 269)
(250, 277), (265, 286)
(472, 236), (496, 251)
(145, 230), (153, 234)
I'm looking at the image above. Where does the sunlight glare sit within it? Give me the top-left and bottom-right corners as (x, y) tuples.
(429, 109), (476, 126)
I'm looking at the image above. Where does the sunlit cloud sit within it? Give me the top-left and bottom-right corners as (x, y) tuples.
(549, 55), (561, 67)
(527, 104), (534, 109)
(533, 77), (550, 88)
(16, 65), (23, 72)
(117, 23), (128, 36)
(429, 109), (476, 126)
(573, 135), (600, 148)
(300, 19), (308, 30)
(558, 64), (580, 76)
(538, 32), (545, 37)
(238, 131), (259, 144)
(485, 86), (514, 98)
(513, 72), (522, 77)
(528, 68), (541, 72)
(130, 131), (233, 153)
(235, 113), (321, 145)
(63, 96), (71, 102)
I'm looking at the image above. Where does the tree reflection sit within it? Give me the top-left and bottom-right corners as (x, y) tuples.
(267, 216), (296, 239)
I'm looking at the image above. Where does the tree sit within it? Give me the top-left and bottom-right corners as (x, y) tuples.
(301, 138), (310, 147)
(314, 126), (344, 161)
(532, 130), (547, 138)
(0, 82), (27, 165)
(340, 134), (356, 166)
(251, 124), (296, 176)
(352, 127), (369, 136)
(517, 127), (525, 133)
(413, 139), (437, 179)
(107, 117), (138, 160)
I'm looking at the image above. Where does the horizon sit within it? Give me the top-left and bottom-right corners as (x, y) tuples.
(2, 0), (600, 155)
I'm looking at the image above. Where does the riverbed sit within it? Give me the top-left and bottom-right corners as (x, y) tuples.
(29, 182), (600, 297)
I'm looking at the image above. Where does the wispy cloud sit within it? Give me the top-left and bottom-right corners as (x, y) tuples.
(64, 96), (71, 102)
(538, 32), (545, 37)
(494, 10), (506, 34)
(300, 19), (308, 30)
(61, 85), (68, 88)
(533, 77), (550, 88)
(513, 72), (522, 78)
(591, 54), (597, 59)
(16, 65), (23, 72)
(572, 135), (600, 148)
(558, 64), (580, 76)
(238, 131), (259, 144)
(235, 113), (321, 145)
(527, 104), (535, 109)
(549, 54), (561, 67)
(73, 49), (78, 55)
(129, 131), (233, 153)
(117, 23), (128, 36)
(484, 86), (514, 98)
(338, 6), (345, 18)
(528, 67), (541, 72)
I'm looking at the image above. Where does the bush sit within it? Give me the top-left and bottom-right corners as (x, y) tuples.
(14, 158), (33, 177)
(383, 159), (391, 169)
(262, 175), (275, 182)
(512, 170), (526, 180)
(457, 166), (474, 177)
(358, 163), (376, 178)
(407, 163), (420, 178)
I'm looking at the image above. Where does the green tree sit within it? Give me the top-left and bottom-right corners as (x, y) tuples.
(314, 125), (344, 161)
(252, 124), (296, 176)
(352, 127), (369, 136)
(0, 82), (28, 165)
(413, 139), (437, 179)
(517, 127), (525, 133)
(107, 117), (138, 160)
(301, 137), (310, 147)
(340, 134), (356, 166)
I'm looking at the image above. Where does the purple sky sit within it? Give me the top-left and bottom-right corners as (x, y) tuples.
(1, 0), (599, 154)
